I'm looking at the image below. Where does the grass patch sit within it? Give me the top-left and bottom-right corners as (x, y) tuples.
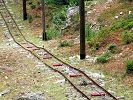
(96, 51), (111, 63)
(107, 44), (118, 53)
(126, 60), (133, 74)
(59, 40), (73, 47)
(111, 14), (133, 31)
(47, 27), (60, 40)
(88, 9), (133, 48)
(121, 30), (133, 44)
(87, 27), (110, 48)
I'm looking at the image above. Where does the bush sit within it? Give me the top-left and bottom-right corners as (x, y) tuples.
(52, 12), (66, 25)
(107, 44), (118, 53)
(97, 51), (111, 63)
(111, 21), (126, 31)
(87, 27), (110, 48)
(30, 4), (36, 9)
(27, 0), (38, 9)
(28, 15), (33, 23)
(46, 0), (79, 5)
(124, 21), (133, 30)
(121, 30), (133, 44)
(47, 28), (59, 40)
(59, 40), (73, 47)
(126, 60), (133, 74)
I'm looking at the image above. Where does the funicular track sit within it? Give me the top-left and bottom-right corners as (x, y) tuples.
(0, 0), (118, 99)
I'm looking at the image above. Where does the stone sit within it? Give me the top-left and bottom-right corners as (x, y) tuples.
(67, 6), (79, 18)
(87, 11), (92, 15)
(129, 11), (132, 14)
(107, 0), (113, 3)
(120, 12), (123, 15)
(55, 79), (65, 86)
(114, 16), (119, 19)
(5, 76), (8, 79)
(108, 90), (115, 95)
(131, 28), (133, 31)
(87, 71), (105, 79)
(43, 55), (52, 59)
(93, 9), (96, 11)
(14, 92), (45, 100)
(86, 55), (97, 63)
(0, 90), (11, 97)
(117, 96), (125, 99)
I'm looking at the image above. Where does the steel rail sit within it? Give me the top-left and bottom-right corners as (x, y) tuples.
(0, 0), (118, 99)
(0, 11), (91, 100)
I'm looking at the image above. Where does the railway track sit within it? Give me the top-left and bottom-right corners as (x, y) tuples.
(0, 0), (119, 99)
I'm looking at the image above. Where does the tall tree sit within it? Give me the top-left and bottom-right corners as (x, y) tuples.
(79, 0), (86, 59)
(22, 0), (27, 20)
(41, 0), (47, 41)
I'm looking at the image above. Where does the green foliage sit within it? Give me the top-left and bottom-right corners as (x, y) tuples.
(107, 44), (118, 53)
(45, 0), (79, 5)
(123, 21), (133, 30)
(28, 15), (33, 23)
(52, 11), (66, 25)
(121, 30), (133, 44)
(86, 24), (96, 42)
(59, 40), (73, 47)
(97, 51), (111, 63)
(27, 0), (39, 9)
(47, 28), (59, 40)
(120, 0), (133, 2)
(89, 13), (133, 48)
(111, 21), (126, 31)
(68, 0), (79, 6)
(126, 60), (133, 74)
(87, 27), (110, 48)
(30, 4), (36, 9)
(111, 14), (133, 31)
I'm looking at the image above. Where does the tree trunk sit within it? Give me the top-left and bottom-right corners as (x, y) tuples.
(22, 0), (27, 20)
(79, 0), (86, 59)
(41, 0), (47, 41)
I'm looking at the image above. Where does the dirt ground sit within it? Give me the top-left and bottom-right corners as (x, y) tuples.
(0, 33), (72, 100)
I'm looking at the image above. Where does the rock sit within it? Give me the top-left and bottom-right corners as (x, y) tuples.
(114, 16), (119, 19)
(93, 9), (96, 11)
(5, 76), (8, 79)
(88, 72), (105, 79)
(107, 0), (113, 3)
(120, 12), (123, 15)
(86, 55), (97, 63)
(55, 79), (65, 86)
(67, 6), (79, 18)
(108, 90), (115, 95)
(94, 1), (97, 5)
(131, 28), (133, 31)
(0, 90), (11, 97)
(87, 11), (92, 15)
(63, 6), (79, 29)
(14, 92), (45, 100)
(129, 11), (132, 14)
(117, 96), (125, 99)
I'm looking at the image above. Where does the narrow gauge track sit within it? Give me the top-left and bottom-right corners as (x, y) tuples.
(0, 0), (118, 100)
